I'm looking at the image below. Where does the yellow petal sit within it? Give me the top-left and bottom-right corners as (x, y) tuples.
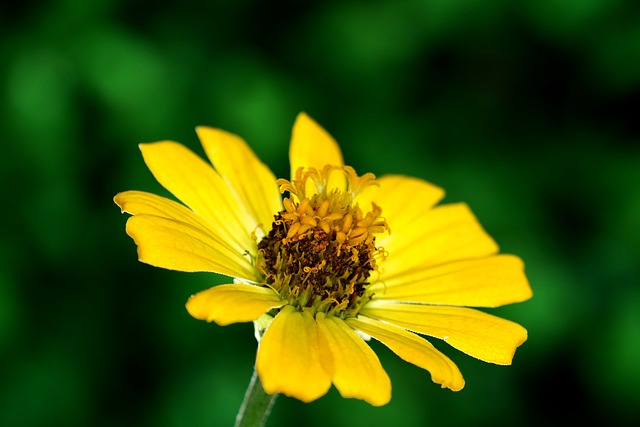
(316, 312), (391, 406)
(289, 112), (344, 173)
(185, 284), (287, 325)
(289, 112), (345, 195)
(356, 174), (445, 238)
(379, 203), (499, 278)
(139, 141), (257, 253)
(370, 255), (532, 307)
(346, 316), (465, 391)
(115, 190), (256, 277)
(125, 214), (257, 280)
(196, 126), (282, 237)
(361, 301), (528, 365)
(257, 306), (331, 402)
(115, 190), (221, 234)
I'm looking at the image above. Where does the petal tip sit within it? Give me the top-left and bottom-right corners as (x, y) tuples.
(113, 193), (124, 210)
(194, 125), (215, 139)
(295, 110), (311, 122)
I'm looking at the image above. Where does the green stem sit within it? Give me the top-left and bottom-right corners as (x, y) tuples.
(234, 368), (278, 427)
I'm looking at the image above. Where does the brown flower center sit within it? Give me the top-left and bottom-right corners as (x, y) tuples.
(256, 166), (388, 317)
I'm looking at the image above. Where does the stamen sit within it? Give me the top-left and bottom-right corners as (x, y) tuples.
(257, 165), (389, 318)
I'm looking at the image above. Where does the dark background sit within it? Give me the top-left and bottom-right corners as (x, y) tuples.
(1, 1), (639, 426)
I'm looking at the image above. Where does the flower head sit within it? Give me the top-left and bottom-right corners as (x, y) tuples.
(114, 113), (532, 406)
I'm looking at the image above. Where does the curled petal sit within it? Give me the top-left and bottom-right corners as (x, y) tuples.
(124, 214), (257, 280)
(346, 316), (465, 391)
(186, 284), (287, 325)
(115, 190), (226, 240)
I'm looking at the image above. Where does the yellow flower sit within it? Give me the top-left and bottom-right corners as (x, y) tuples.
(114, 113), (532, 406)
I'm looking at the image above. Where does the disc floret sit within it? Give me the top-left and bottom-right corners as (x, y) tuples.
(257, 165), (388, 317)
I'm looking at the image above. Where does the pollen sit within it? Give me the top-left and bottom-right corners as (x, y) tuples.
(256, 165), (389, 317)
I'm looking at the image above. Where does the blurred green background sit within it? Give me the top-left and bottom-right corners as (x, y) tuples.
(2, 0), (639, 426)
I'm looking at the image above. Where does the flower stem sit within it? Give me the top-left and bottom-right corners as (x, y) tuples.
(234, 368), (278, 427)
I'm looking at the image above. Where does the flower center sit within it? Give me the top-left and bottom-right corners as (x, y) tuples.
(256, 165), (388, 317)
